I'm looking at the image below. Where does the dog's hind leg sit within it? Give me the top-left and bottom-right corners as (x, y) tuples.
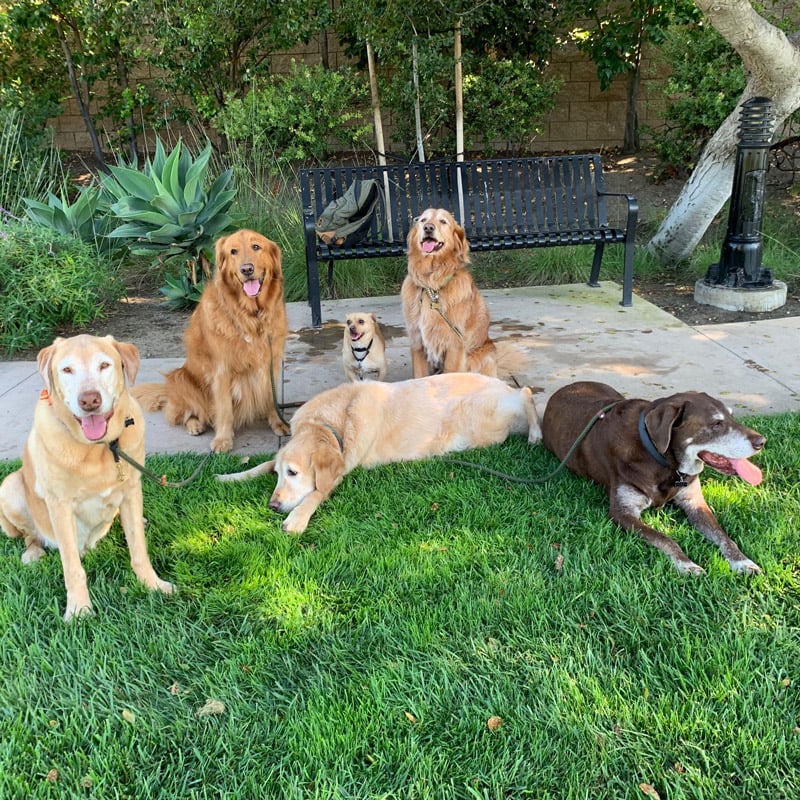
(673, 483), (761, 574)
(521, 387), (542, 444)
(611, 485), (706, 574)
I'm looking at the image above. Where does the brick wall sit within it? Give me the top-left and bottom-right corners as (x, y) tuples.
(50, 37), (668, 156)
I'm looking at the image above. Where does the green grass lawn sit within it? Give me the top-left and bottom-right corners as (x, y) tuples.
(1, 412), (799, 799)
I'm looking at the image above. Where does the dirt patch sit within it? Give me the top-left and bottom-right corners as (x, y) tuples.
(7, 153), (798, 361)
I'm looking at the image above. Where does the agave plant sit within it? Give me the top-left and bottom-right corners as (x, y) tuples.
(101, 138), (238, 292)
(23, 185), (119, 249)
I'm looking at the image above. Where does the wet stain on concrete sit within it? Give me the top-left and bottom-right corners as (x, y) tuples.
(292, 322), (408, 356)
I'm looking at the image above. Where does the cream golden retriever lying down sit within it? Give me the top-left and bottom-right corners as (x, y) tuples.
(217, 372), (542, 533)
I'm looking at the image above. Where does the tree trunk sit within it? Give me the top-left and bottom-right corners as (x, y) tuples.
(648, 0), (800, 265)
(623, 66), (640, 154)
(53, 17), (108, 171)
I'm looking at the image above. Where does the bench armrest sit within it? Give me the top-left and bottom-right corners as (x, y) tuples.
(597, 191), (639, 235)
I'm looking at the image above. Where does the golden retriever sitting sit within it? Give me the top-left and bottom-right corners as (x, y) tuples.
(342, 310), (387, 382)
(134, 229), (290, 452)
(0, 335), (175, 621)
(217, 372), (542, 533)
(401, 208), (526, 379)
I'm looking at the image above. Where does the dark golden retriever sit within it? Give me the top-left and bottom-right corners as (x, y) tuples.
(134, 229), (289, 452)
(401, 208), (526, 378)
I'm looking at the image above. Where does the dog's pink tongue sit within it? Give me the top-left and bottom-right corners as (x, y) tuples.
(80, 414), (108, 441)
(731, 457), (763, 486)
(422, 240), (437, 254)
(243, 279), (260, 297)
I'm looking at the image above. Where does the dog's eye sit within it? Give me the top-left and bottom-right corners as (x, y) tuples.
(62, 366), (72, 375)
(252, 244), (261, 251)
(287, 468), (298, 477)
(98, 361), (111, 371)
(230, 248), (238, 255)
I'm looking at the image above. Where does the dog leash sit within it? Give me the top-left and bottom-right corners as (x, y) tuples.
(421, 281), (464, 341)
(444, 400), (622, 484)
(108, 418), (212, 488)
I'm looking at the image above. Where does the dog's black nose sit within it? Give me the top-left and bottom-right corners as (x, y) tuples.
(423, 222), (435, 237)
(240, 263), (254, 278)
(752, 434), (767, 451)
(269, 500), (281, 511)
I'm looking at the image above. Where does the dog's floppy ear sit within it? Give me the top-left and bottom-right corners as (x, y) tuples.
(215, 233), (230, 271)
(112, 338), (141, 385)
(452, 219), (470, 261)
(265, 238), (282, 273)
(36, 340), (60, 394)
(309, 428), (346, 499)
(644, 400), (685, 455)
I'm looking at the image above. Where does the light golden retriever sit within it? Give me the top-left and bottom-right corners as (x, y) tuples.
(401, 208), (527, 378)
(217, 372), (542, 533)
(342, 310), (387, 382)
(134, 229), (289, 452)
(0, 335), (175, 621)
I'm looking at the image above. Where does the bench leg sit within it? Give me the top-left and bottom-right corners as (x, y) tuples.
(306, 252), (323, 328)
(588, 242), (604, 288)
(588, 241), (634, 307)
(620, 240), (634, 307)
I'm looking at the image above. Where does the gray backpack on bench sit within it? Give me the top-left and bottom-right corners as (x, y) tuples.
(315, 179), (382, 248)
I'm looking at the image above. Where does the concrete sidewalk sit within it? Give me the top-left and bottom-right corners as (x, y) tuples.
(1, 282), (798, 460)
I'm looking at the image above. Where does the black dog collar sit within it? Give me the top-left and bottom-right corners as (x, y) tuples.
(638, 410), (688, 487)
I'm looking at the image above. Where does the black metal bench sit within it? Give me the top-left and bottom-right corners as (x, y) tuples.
(300, 154), (638, 328)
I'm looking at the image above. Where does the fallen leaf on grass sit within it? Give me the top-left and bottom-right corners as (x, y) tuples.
(404, 711), (418, 723)
(487, 716), (503, 731)
(554, 553), (564, 574)
(195, 698), (225, 717)
(45, 769), (58, 783)
(121, 709), (136, 724)
(639, 783), (660, 799)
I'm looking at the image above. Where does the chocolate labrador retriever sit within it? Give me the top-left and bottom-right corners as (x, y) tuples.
(541, 381), (765, 575)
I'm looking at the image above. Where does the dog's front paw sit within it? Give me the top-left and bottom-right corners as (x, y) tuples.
(281, 510), (309, 535)
(270, 419), (290, 437)
(153, 579), (176, 594)
(675, 561), (706, 576)
(63, 597), (94, 623)
(210, 435), (233, 453)
(729, 558), (762, 575)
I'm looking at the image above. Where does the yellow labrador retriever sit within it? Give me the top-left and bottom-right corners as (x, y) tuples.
(0, 335), (175, 621)
(217, 372), (542, 533)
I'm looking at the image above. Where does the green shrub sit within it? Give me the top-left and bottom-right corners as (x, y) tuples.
(644, 23), (745, 175)
(217, 62), (371, 167)
(462, 57), (561, 154)
(0, 223), (124, 355)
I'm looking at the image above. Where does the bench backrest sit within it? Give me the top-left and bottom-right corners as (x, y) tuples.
(300, 155), (611, 246)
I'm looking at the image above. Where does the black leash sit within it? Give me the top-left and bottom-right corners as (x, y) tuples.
(108, 417), (212, 488)
(444, 400), (622, 484)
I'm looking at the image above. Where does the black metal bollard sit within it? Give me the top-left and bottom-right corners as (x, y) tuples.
(704, 97), (774, 288)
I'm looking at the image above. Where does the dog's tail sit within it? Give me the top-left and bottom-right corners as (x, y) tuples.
(215, 459), (276, 483)
(495, 339), (532, 380)
(130, 382), (169, 411)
